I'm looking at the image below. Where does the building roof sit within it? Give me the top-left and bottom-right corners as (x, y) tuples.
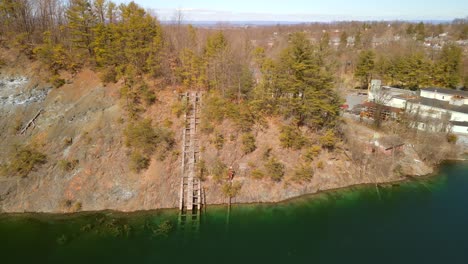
(420, 87), (468, 97)
(363, 101), (402, 113)
(408, 97), (468, 114)
(381, 86), (416, 96)
(451, 121), (468, 127)
(393, 94), (418, 100)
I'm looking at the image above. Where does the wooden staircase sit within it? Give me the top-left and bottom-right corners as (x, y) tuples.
(178, 92), (203, 233)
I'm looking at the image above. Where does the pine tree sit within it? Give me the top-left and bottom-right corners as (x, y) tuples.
(354, 31), (362, 49)
(436, 44), (462, 88)
(319, 31), (330, 51)
(354, 50), (376, 89)
(66, 0), (96, 58)
(33, 31), (71, 73)
(274, 32), (340, 128)
(177, 48), (206, 88)
(204, 31), (229, 93)
(406, 24), (415, 35)
(339, 31), (348, 49)
(415, 22), (425, 41)
(118, 2), (160, 74)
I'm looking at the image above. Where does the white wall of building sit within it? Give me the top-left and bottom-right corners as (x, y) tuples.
(420, 90), (453, 101)
(421, 90), (468, 105)
(406, 102), (468, 135)
(452, 125), (468, 134)
(451, 111), (468, 122)
(389, 97), (407, 108)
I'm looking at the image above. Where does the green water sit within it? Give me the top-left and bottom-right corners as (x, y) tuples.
(1, 162), (468, 264)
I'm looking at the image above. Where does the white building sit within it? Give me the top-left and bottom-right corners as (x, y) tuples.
(368, 82), (468, 135)
(368, 81), (416, 109)
(406, 88), (468, 135)
(419, 87), (468, 105)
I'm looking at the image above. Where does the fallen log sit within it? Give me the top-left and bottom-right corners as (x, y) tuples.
(19, 109), (43, 135)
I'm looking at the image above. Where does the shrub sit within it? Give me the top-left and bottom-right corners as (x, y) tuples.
(125, 119), (157, 154)
(222, 182), (242, 198)
(63, 137), (73, 147)
(171, 101), (187, 118)
(58, 159), (79, 172)
(265, 157), (285, 182)
(62, 199), (82, 212)
(304, 145), (321, 161)
(49, 75), (65, 88)
(241, 133), (256, 154)
(129, 151), (150, 172)
(262, 147), (272, 160)
(100, 66), (118, 84)
(1, 146), (47, 178)
(154, 126), (175, 158)
(320, 129), (339, 149)
(447, 134), (458, 144)
(232, 107), (256, 132)
(202, 93), (230, 123)
(196, 160), (207, 181)
(211, 159), (227, 182)
(139, 84), (156, 105)
(293, 164), (314, 182)
(202, 92), (257, 133)
(82, 131), (92, 145)
(71, 201), (82, 212)
(250, 169), (265, 180)
(213, 132), (225, 150)
(317, 161), (324, 169)
(125, 119), (174, 166)
(279, 125), (308, 149)
(120, 85), (143, 120)
(200, 120), (214, 134)
(62, 199), (73, 208)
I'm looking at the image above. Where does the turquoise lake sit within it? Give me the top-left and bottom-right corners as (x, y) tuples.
(1, 162), (468, 264)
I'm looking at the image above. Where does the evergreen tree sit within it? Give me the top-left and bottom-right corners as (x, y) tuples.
(406, 24), (415, 35)
(118, 2), (161, 74)
(274, 32), (340, 128)
(204, 31), (230, 93)
(92, 22), (114, 66)
(66, 0), (96, 58)
(354, 31), (362, 49)
(339, 31), (348, 49)
(354, 50), (376, 88)
(459, 25), (468, 40)
(415, 22), (425, 41)
(436, 44), (462, 88)
(319, 31), (330, 51)
(177, 48), (206, 88)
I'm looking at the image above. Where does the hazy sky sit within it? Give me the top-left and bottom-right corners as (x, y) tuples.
(115, 0), (468, 21)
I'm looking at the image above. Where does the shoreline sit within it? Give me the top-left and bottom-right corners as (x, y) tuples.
(3, 160), (465, 217)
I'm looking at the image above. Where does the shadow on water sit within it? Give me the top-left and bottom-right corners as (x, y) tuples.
(1, 162), (467, 264)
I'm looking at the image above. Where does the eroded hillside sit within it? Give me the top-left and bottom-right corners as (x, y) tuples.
(0, 51), (440, 213)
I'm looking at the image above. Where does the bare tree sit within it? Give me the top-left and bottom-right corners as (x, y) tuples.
(368, 85), (393, 128)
